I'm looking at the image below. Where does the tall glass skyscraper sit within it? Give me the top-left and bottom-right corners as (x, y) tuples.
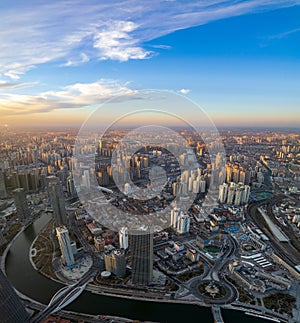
(47, 177), (67, 226)
(12, 188), (30, 220)
(130, 229), (153, 285)
(0, 269), (29, 323)
(56, 226), (75, 267)
(0, 172), (7, 199)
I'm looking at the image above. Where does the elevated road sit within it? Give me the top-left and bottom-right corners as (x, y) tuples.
(30, 269), (96, 323)
(211, 305), (224, 323)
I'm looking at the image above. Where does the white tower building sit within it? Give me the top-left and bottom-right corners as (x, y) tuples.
(171, 207), (181, 229)
(56, 226), (75, 267)
(200, 179), (206, 193)
(177, 213), (190, 234)
(119, 226), (129, 249)
(234, 185), (243, 206)
(192, 180), (200, 193)
(226, 182), (236, 204)
(218, 183), (228, 204)
(243, 185), (251, 204)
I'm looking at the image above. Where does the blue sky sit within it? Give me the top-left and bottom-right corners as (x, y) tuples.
(0, 0), (299, 127)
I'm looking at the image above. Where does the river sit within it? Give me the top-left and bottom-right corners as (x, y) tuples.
(5, 213), (267, 323)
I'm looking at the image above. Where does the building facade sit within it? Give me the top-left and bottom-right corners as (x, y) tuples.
(130, 230), (153, 285)
(56, 226), (75, 267)
(12, 188), (30, 220)
(104, 249), (126, 278)
(119, 227), (129, 249)
(48, 178), (67, 226)
(0, 269), (29, 323)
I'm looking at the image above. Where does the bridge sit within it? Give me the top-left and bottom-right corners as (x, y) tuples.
(30, 270), (96, 323)
(211, 305), (224, 323)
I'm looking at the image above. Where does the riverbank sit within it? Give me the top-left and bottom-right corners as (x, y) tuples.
(4, 212), (272, 323)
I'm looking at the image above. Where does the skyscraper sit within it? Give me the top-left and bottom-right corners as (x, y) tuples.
(243, 185), (251, 204)
(0, 269), (29, 323)
(104, 249), (126, 278)
(0, 230), (6, 246)
(226, 182), (236, 204)
(234, 185), (243, 206)
(0, 172), (7, 199)
(218, 183), (228, 204)
(176, 212), (190, 234)
(119, 227), (129, 249)
(66, 175), (76, 196)
(171, 206), (181, 229)
(48, 178), (67, 226)
(130, 229), (153, 285)
(56, 226), (75, 267)
(12, 188), (30, 220)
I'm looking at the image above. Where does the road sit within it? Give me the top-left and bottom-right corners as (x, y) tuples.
(30, 268), (96, 323)
(181, 236), (238, 305)
(247, 197), (300, 268)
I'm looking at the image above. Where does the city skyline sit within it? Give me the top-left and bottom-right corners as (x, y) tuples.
(0, 0), (299, 128)
(1, 2), (300, 323)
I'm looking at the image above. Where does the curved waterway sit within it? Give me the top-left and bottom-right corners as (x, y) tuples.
(5, 213), (266, 322)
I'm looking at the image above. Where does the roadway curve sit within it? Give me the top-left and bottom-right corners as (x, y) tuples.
(187, 235), (238, 304)
(247, 196), (299, 268)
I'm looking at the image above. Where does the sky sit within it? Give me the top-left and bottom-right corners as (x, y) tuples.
(0, 0), (300, 128)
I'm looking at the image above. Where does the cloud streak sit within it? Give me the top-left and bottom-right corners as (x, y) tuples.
(0, 79), (136, 116)
(268, 27), (300, 40)
(1, 0), (299, 79)
(0, 81), (37, 90)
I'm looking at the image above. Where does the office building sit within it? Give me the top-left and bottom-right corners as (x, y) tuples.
(192, 179), (199, 193)
(0, 269), (29, 323)
(226, 182), (235, 204)
(218, 183), (228, 204)
(234, 185), (243, 206)
(0, 172), (7, 199)
(232, 166), (240, 183)
(94, 236), (105, 252)
(176, 212), (190, 234)
(104, 249), (126, 278)
(119, 227), (129, 249)
(48, 180), (67, 226)
(66, 175), (76, 196)
(56, 226), (75, 267)
(130, 229), (153, 285)
(200, 179), (206, 193)
(0, 230), (6, 246)
(226, 164), (232, 182)
(243, 185), (251, 204)
(12, 188), (30, 220)
(170, 207), (180, 229)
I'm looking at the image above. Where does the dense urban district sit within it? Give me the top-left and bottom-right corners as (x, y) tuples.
(0, 126), (300, 323)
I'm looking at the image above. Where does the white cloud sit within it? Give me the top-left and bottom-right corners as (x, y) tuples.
(150, 44), (172, 50)
(0, 80), (37, 90)
(63, 53), (90, 67)
(0, 79), (136, 115)
(0, 0), (299, 79)
(93, 21), (152, 61)
(179, 89), (191, 95)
